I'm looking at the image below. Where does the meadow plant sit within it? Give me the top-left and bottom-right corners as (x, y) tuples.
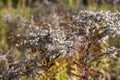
(68, 10), (120, 80)
(0, 10), (120, 80)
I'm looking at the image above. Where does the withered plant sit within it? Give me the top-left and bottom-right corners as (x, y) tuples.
(0, 10), (120, 80)
(67, 10), (120, 80)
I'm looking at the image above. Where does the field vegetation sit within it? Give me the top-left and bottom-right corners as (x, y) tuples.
(0, 0), (120, 80)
